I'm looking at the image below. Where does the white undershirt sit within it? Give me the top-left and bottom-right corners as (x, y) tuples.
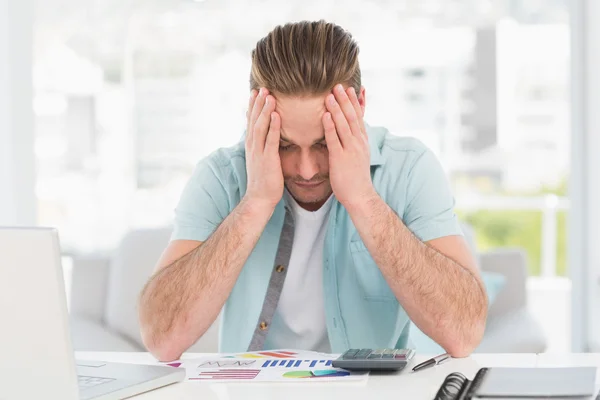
(264, 189), (333, 352)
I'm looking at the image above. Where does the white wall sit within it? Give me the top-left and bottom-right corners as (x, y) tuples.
(570, 0), (600, 352)
(0, 0), (36, 225)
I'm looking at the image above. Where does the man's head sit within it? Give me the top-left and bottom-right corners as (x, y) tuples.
(250, 20), (366, 211)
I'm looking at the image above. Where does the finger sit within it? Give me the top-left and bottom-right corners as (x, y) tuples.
(265, 112), (281, 153)
(322, 112), (342, 152)
(325, 93), (352, 147)
(250, 88), (268, 131)
(346, 87), (363, 117)
(253, 94), (276, 150)
(333, 84), (362, 138)
(347, 86), (365, 120)
(247, 89), (257, 119)
(246, 90), (258, 141)
(346, 87), (367, 139)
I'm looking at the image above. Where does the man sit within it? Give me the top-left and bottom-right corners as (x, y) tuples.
(138, 20), (488, 362)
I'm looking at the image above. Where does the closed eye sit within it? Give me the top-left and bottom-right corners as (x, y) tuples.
(279, 143), (327, 151)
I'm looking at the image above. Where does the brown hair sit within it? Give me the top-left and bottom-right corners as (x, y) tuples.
(250, 20), (361, 96)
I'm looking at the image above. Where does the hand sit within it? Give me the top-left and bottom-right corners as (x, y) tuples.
(323, 84), (377, 209)
(244, 88), (284, 210)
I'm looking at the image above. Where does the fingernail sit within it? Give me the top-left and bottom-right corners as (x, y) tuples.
(265, 97), (270, 105)
(336, 84), (344, 92)
(259, 88), (264, 96)
(328, 94), (336, 105)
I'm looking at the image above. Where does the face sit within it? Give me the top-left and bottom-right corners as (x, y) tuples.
(274, 88), (366, 211)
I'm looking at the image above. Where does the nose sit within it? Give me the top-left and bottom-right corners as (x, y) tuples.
(297, 151), (319, 181)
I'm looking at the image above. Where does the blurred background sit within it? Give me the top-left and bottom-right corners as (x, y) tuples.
(3, 0), (599, 355)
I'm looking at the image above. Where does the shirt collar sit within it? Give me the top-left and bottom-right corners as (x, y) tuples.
(366, 123), (385, 166)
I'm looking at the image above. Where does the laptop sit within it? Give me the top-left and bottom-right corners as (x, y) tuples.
(0, 227), (185, 400)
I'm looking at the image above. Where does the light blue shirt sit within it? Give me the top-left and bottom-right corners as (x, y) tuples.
(172, 124), (462, 353)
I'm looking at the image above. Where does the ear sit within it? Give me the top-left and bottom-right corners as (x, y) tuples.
(357, 86), (366, 116)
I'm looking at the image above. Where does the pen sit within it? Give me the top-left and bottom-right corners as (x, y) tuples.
(412, 353), (451, 372)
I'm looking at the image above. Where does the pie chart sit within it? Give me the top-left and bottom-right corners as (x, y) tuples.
(283, 370), (350, 379)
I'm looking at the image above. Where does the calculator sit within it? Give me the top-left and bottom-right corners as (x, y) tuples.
(331, 348), (416, 371)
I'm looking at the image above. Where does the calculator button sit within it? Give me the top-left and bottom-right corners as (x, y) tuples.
(342, 349), (359, 359)
(394, 354), (407, 359)
(367, 353), (382, 359)
(383, 349), (395, 354)
(355, 349), (371, 358)
(381, 354), (395, 359)
(371, 349), (385, 355)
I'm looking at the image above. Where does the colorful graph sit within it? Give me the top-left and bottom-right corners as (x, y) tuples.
(227, 351), (298, 359)
(190, 369), (261, 380)
(283, 370), (351, 379)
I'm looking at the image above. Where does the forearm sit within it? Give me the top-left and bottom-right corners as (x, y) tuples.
(347, 195), (487, 357)
(139, 197), (274, 361)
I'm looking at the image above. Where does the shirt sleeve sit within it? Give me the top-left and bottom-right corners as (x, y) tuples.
(171, 159), (230, 242)
(402, 148), (462, 242)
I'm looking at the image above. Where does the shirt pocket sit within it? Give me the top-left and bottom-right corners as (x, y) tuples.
(349, 238), (397, 302)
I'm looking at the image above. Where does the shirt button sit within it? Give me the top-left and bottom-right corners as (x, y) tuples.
(275, 265), (285, 273)
(259, 321), (268, 331)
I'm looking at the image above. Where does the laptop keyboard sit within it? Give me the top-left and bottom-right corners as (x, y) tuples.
(78, 375), (115, 389)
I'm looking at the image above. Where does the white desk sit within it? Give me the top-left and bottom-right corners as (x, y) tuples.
(74, 352), (573, 399)
(75, 352), (600, 399)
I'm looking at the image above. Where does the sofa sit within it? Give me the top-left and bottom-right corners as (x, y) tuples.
(68, 226), (547, 354)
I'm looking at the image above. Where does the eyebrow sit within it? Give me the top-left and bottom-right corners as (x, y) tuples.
(280, 133), (326, 146)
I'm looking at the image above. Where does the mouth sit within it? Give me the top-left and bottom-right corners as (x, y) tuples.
(293, 180), (325, 189)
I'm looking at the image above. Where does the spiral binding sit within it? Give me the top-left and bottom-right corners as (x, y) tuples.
(434, 372), (468, 400)
(433, 368), (489, 400)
